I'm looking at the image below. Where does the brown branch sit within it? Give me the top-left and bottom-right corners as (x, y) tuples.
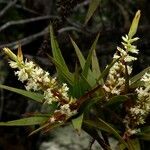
(0, 26), (49, 49)
(0, 15), (60, 32)
(0, 1), (40, 15)
(0, 0), (17, 19)
(58, 26), (87, 34)
(0, 25), (87, 49)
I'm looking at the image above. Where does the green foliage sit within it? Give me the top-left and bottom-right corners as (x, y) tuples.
(0, 116), (48, 126)
(72, 114), (84, 134)
(85, 0), (101, 24)
(0, 10), (150, 150)
(0, 84), (43, 103)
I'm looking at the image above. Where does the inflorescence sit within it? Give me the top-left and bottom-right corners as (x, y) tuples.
(3, 32), (150, 136)
(3, 47), (78, 124)
(103, 35), (139, 96)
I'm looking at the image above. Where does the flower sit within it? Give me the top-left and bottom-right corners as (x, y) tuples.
(3, 47), (78, 124)
(124, 71), (150, 132)
(103, 35), (139, 96)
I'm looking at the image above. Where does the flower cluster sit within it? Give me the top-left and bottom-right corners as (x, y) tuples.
(103, 35), (139, 95)
(124, 72), (150, 131)
(3, 47), (78, 123)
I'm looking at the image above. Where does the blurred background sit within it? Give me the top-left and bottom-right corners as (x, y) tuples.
(0, 0), (150, 149)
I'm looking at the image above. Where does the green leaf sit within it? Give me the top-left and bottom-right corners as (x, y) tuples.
(137, 126), (150, 141)
(104, 95), (128, 107)
(82, 33), (100, 79)
(71, 35), (100, 87)
(137, 133), (150, 141)
(126, 139), (141, 150)
(85, 0), (101, 24)
(83, 96), (103, 113)
(50, 25), (70, 79)
(29, 122), (64, 136)
(84, 118), (128, 148)
(72, 114), (84, 134)
(130, 66), (150, 87)
(0, 84), (43, 103)
(47, 55), (74, 86)
(92, 48), (103, 84)
(97, 58), (119, 83)
(128, 10), (141, 39)
(0, 116), (48, 126)
(72, 64), (88, 98)
(70, 37), (85, 69)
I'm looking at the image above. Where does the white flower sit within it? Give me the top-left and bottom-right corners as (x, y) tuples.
(9, 61), (18, 68)
(25, 79), (41, 91)
(125, 55), (137, 62)
(4, 47), (78, 124)
(60, 104), (77, 117)
(15, 69), (28, 82)
(103, 84), (111, 92)
(24, 60), (35, 70)
(124, 72), (150, 128)
(44, 88), (59, 104)
(103, 34), (139, 96)
(58, 83), (69, 99)
(50, 117), (56, 123)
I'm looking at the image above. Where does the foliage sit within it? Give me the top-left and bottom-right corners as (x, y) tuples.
(0, 9), (150, 150)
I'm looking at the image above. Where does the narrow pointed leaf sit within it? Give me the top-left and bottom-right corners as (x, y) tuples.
(97, 58), (119, 83)
(130, 67), (150, 85)
(72, 114), (84, 134)
(128, 10), (141, 39)
(50, 25), (70, 73)
(47, 55), (73, 86)
(126, 139), (141, 150)
(104, 95), (128, 107)
(85, 0), (101, 24)
(72, 64), (83, 97)
(82, 33), (100, 78)
(70, 37), (85, 69)
(0, 84), (43, 103)
(0, 116), (48, 126)
(137, 126), (150, 140)
(29, 122), (64, 136)
(84, 118), (128, 148)
(92, 49), (103, 84)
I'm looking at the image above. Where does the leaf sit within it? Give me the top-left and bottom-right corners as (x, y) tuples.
(97, 58), (119, 83)
(50, 25), (71, 81)
(137, 133), (150, 141)
(82, 33), (100, 77)
(72, 114), (84, 135)
(92, 49), (103, 84)
(104, 95), (128, 107)
(85, 0), (101, 24)
(50, 25), (69, 71)
(0, 116), (48, 126)
(137, 126), (150, 141)
(72, 65), (86, 98)
(47, 55), (74, 86)
(29, 122), (64, 136)
(70, 37), (85, 69)
(130, 66), (150, 86)
(126, 139), (141, 150)
(84, 118), (128, 148)
(71, 35), (100, 87)
(128, 10), (141, 39)
(0, 84), (43, 103)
